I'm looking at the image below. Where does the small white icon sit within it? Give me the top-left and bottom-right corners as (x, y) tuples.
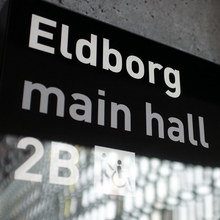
(94, 145), (136, 196)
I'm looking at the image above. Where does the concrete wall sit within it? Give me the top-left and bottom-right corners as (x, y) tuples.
(1, 0), (220, 64)
(44, 0), (220, 65)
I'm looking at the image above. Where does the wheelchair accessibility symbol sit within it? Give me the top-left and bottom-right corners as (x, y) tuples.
(112, 159), (127, 188)
(94, 146), (136, 196)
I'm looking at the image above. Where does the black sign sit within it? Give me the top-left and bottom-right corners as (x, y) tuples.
(0, 0), (220, 166)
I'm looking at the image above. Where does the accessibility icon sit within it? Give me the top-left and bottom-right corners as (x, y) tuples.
(94, 146), (136, 196)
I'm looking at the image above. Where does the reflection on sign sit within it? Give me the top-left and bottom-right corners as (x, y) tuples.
(1, 134), (220, 219)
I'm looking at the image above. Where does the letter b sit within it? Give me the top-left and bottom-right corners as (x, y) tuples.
(103, 38), (122, 73)
(49, 142), (79, 185)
